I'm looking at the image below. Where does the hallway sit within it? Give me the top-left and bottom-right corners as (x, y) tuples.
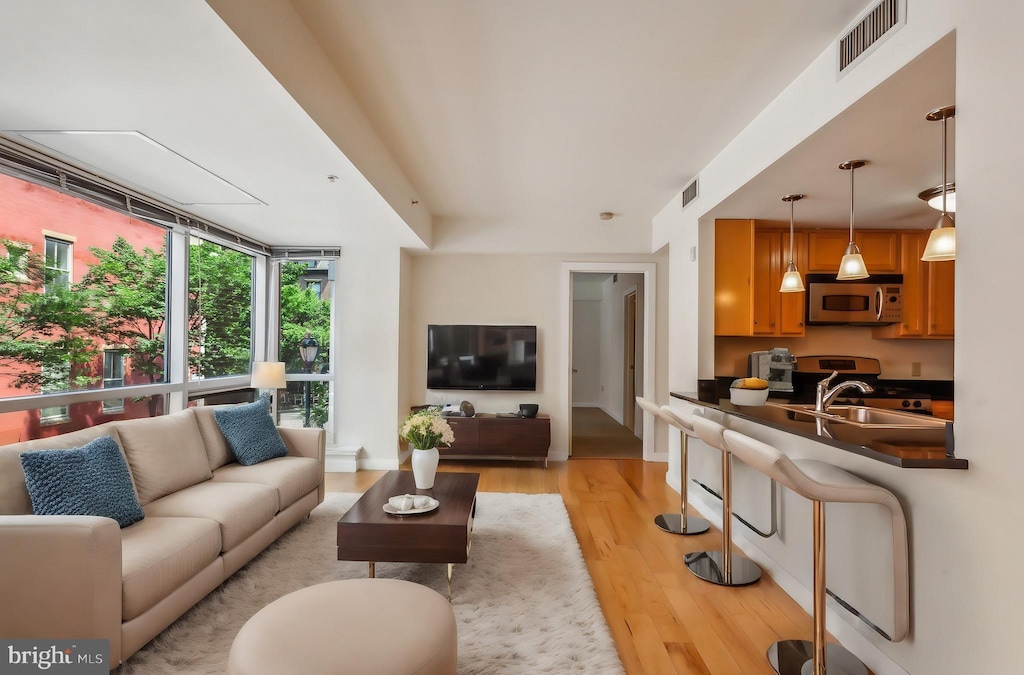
(571, 406), (642, 459)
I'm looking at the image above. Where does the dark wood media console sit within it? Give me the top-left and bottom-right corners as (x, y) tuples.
(442, 413), (551, 467)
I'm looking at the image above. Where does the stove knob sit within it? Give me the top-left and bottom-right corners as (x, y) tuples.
(856, 399), (865, 406)
(913, 400), (922, 408)
(901, 400), (911, 408)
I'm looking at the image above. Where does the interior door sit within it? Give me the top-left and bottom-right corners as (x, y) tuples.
(623, 291), (637, 430)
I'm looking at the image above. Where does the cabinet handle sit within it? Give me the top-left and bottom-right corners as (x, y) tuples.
(770, 322), (775, 327)
(753, 320), (758, 325)
(799, 322), (804, 327)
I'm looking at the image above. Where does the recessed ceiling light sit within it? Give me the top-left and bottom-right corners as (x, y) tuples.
(599, 212), (614, 220)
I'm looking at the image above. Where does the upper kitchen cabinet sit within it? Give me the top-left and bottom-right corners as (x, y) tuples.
(716, 219), (806, 337)
(806, 230), (900, 273)
(873, 230), (954, 339)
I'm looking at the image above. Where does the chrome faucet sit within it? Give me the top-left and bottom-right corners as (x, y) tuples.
(814, 371), (874, 413)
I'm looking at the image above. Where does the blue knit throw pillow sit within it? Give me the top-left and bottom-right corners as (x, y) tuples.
(213, 397), (289, 466)
(20, 435), (145, 528)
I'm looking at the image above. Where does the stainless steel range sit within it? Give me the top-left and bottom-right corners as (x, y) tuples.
(792, 355), (932, 414)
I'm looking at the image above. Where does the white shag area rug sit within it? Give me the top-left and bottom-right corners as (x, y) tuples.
(117, 491), (624, 674)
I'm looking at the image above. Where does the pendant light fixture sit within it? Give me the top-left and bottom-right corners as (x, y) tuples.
(779, 194), (805, 292)
(922, 105), (956, 261)
(837, 160), (869, 280)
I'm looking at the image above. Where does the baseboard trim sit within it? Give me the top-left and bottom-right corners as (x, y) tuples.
(325, 445), (360, 473)
(357, 457), (401, 471)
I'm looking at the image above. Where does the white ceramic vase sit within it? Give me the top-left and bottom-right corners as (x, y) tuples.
(411, 447), (439, 489)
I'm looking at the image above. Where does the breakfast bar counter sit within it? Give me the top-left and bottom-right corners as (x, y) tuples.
(670, 392), (967, 469)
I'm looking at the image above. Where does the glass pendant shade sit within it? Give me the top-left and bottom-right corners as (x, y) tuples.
(922, 105), (956, 262)
(837, 160), (869, 280)
(922, 213), (956, 261)
(919, 184), (956, 212)
(780, 262), (805, 292)
(779, 193), (805, 293)
(837, 242), (869, 280)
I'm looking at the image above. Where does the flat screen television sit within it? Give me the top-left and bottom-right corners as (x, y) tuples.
(426, 324), (537, 390)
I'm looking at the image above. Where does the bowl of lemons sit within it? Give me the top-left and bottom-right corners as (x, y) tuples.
(729, 377), (770, 406)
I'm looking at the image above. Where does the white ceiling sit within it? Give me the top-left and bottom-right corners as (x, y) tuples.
(0, 0), (947, 252)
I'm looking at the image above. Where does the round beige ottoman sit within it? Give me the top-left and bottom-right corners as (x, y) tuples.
(227, 578), (457, 675)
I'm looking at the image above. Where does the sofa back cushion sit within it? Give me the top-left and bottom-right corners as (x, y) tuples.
(115, 410), (213, 505)
(191, 405), (234, 471)
(0, 423), (125, 515)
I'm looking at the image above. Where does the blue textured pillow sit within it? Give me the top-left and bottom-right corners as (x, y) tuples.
(20, 435), (145, 528)
(213, 397), (289, 466)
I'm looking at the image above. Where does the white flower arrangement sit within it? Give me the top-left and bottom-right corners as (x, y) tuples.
(399, 407), (455, 450)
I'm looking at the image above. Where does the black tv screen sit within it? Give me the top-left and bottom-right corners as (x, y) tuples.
(426, 325), (537, 390)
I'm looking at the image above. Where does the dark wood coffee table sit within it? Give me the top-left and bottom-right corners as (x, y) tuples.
(337, 470), (479, 599)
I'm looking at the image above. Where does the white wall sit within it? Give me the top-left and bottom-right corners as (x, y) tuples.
(653, 2), (1024, 673)
(571, 275), (603, 405)
(714, 327), (954, 380)
(334, 245), (403, 470)
(597, 273), (644, 429)
(404, 251), (669, 460)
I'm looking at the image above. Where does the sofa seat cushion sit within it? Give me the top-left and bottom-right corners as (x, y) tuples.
(121, 516), (222, 621)
(116, 410), (213, 505)
(211, 457), (321, 511)
(143, 482), (277, 552)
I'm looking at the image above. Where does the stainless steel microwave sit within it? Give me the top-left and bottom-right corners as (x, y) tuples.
(805, 274), (903, 325)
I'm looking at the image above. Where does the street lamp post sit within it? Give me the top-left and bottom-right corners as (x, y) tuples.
(298, 333), (319, 428)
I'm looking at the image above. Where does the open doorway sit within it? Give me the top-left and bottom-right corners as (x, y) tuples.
(569, 272), (644, 459)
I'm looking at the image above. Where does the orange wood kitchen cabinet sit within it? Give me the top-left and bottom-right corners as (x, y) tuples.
(873, 231), (954, 339)
(715, 220), (755, 336)
(778, 230), (808, 335)
(715, 220), (806, 337)
(806, 230), (900, 273)
(927, 257), (955, 337)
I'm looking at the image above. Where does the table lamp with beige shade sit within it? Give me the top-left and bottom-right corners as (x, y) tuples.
(251, 361), (287, 420)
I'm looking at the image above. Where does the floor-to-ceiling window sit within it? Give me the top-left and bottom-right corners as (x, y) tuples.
(0, 145), (270, 442)
(274, 257), (335, 435)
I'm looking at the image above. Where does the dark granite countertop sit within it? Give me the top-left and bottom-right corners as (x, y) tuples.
(670, 392), (967, 470)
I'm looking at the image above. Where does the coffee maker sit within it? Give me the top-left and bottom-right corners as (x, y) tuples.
(748, 348), (796, 393)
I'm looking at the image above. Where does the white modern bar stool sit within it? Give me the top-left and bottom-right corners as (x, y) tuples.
(722, 429), (910, 675)
(688, 416), (762, 586)
(651, 403), (709, 535)
(636, 397), (708, 534)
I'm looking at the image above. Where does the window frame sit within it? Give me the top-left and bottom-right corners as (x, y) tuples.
(0, 153), (273, 434)
(101, 349), (125, 414)
(43, 235), (72, 292)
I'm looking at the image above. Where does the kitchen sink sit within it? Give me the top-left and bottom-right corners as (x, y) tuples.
(766, 403), (949, 429)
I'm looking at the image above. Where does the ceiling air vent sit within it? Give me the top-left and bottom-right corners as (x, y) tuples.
(680, 178), (698, 210)
(837, 0), (905, 75)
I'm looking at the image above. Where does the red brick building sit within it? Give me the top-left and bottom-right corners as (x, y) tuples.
(0, 172), (167, 442)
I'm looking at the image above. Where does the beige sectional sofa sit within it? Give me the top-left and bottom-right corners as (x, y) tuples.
(0, 406), (326, 669)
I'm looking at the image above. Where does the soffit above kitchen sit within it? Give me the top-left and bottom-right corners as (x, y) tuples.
(705, 33), (956, 230)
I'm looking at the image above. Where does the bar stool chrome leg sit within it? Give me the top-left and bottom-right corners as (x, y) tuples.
(766, 500), (867, 675)
(654, 423), (709, 535)
(684, 444), (761, 586)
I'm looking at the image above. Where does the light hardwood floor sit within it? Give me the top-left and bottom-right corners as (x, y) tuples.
(326, 459), (830, 675)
